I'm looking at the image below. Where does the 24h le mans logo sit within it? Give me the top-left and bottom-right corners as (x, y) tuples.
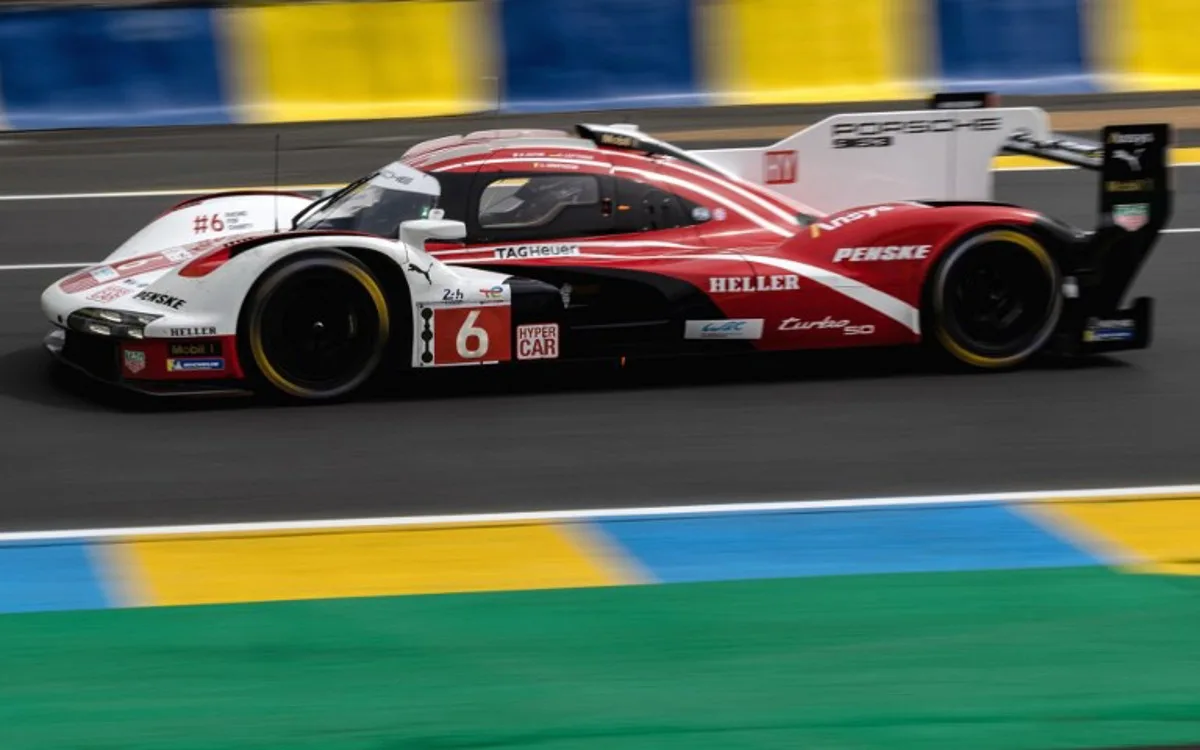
(1113, 203), (1149, 232)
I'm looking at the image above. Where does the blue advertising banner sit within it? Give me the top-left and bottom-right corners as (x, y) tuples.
(499, 0), (703, 112)
(0, 7), (231, 129)
(934, 0), (1095, 93)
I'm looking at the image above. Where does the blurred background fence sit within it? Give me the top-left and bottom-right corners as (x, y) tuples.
(0, 0), (1195, 130)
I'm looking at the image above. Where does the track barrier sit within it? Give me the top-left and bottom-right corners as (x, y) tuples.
(0, 0), (1196, 130)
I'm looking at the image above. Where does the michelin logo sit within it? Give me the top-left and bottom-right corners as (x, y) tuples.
(494, 244), (580, 260)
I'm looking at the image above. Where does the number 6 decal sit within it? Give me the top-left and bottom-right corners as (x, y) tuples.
(432, 305), (512, 365)
(456, 310), (489, 359)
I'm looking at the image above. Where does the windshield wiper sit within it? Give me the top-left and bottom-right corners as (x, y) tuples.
(290, 172), (376, 229)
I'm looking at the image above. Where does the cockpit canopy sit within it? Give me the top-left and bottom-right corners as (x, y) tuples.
(294, 162), (441, 236)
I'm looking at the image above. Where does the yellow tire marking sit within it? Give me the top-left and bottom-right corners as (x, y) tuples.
(250, 260), (389, 398)
(934, 230), (1056, 369)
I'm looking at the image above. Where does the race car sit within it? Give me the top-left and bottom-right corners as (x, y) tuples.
(40, 94), (1172, 401)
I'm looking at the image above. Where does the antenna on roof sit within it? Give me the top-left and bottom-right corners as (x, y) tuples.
(272, 133), (281, 233)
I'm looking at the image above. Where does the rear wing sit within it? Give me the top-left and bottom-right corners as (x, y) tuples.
(922, 92), (1171, 319)
(683, 106), (1066, 214)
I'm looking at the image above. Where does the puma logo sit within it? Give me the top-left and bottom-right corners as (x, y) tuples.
(1114, 148), (1144, 172)
(407, 262), (432, 284)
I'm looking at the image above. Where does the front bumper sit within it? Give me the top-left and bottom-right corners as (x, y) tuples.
(45, 328), (252, 397)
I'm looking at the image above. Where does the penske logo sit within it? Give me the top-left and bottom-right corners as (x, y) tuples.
(833, 245), (931, 263)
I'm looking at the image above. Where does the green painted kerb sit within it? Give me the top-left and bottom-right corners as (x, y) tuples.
(2, 567), (1199, 750)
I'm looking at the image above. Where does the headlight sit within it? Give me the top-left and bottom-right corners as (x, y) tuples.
(68, 308), (162, 339)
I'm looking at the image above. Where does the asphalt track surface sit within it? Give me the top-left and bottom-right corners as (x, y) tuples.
(2, 97), (1200, 531)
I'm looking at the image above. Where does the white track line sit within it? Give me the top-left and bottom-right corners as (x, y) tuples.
(2, 228), (1196, 274)
(0, 262), (95, 271)
(3, 483), (1199, 543)
(0, 156), (1196, 203)
(0, 184), (336, 202)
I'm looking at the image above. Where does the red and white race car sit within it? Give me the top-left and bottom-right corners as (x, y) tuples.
(41, 96), (1171, 401)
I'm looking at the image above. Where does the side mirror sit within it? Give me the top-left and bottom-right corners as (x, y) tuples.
(398, 218), (467, 250)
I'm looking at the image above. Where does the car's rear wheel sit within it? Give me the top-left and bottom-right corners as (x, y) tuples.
(242, 251), (390, 401)
(926, 227), (1062, 370)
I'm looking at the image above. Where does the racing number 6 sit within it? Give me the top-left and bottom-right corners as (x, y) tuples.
(456, 310), (489, 359)
(431, 305), (512, 365)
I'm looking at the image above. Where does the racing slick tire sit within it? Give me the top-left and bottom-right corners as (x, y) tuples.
(924, 227), (1062, 370)
(239, 250), (391, 401)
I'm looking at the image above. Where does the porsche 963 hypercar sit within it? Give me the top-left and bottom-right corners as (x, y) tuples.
(41, 95), (1172, 401)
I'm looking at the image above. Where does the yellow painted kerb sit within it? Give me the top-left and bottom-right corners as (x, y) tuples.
(703, 0), (921, 105)
(1099, 0), (1200, 92)
(1033, 496), (1200, 576)
(225, 1), (493, 124)
(122, 523), (637, 607)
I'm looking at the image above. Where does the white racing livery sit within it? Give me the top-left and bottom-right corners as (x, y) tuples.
(42, 163), (513, 398)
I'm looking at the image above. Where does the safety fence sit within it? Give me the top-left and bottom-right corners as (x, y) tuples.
(0, 0), (1195, 130)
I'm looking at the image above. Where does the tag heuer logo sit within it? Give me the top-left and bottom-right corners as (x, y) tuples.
(1113, 203), (1149, 232)
(123, 349), (146, 374)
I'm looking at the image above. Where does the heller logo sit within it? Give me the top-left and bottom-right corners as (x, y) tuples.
(833, 245), (931, 263)
(168, 327), (217, 337)
(709, 275), (799, 293)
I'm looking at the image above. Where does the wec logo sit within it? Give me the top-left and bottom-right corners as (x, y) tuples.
(684, 319), (764, 340)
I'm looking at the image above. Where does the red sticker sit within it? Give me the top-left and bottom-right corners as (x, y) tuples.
(516, 323), (560, 360)
(432, 306), (512, 365)
(764, 150), (798, 185)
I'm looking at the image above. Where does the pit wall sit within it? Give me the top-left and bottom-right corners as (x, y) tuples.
(0, 0), (1194, 131)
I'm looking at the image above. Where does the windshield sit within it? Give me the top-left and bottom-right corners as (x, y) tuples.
(295, 162), (440, 236)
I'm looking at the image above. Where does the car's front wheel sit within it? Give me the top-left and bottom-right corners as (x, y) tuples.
(241, 250), (390, 401)
(926, 227), (1062, 370)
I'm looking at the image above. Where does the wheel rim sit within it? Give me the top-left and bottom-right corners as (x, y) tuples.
(935, 230), (1060, 367)
(252, 262), (387, 397)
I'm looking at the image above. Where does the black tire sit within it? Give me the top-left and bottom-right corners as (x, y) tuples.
(926, 227), (1062, 370)
(240, 250), (390, 401)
